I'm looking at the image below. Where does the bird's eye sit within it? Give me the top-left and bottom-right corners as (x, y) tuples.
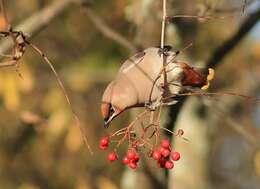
(109, 106), (115, 116)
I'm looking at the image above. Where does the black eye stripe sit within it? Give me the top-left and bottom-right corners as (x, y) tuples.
(109, 107), (114, 113)
(108, 106), (115, 117)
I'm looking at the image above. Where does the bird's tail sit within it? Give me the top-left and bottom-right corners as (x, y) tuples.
(181, 63), (215, 90)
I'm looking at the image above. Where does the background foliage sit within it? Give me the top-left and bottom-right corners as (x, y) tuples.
(0, 0), (259, 189)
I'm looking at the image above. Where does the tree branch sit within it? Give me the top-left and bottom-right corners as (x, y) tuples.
(207, 8), (260, 67)
(83, 6), (138, 53)
(165, 7), (260, 132)
(0, 0), (76, 55)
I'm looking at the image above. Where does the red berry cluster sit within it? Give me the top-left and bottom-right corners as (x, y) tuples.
(151, 139), (180, 169)
(99, 136), (181, 170)
(107, 150), (140, 169)
(122, 150), (139, 169)
(99, 137), (140, 169)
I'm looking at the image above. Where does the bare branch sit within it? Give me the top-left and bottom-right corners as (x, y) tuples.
(150, 0), (168, 125)
(0, 0), (94, 154)
(160, 0), (167, 49)
(165, 7), (260, 134)
(213, 106), (260, 148)
(207, 8), (260, 68)
(0, 0), (76, 55)
(83, 6), (137, 53)
(28, 41), (93, 154)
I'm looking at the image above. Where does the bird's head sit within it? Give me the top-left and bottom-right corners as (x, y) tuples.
(101, 81), (128, 128)
(101, 101), (122, 128)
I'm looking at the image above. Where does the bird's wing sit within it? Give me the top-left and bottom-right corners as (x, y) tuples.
(118, 51), (146, 73)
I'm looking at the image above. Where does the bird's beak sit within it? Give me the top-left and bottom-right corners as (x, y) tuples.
(104, 118), (111, 128)
(103, 113), (117, 128)
(101, 102), (122, 128)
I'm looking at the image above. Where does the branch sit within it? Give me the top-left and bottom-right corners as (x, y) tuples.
(83, 6), (138, 53)
(149, 0), (168, 125)
(207, 8), (260, 67)
(160, 0), (167, 49)
(213, 107), (260, 148)
(165, 8), (260, 132)
(0, 0), (76, 55)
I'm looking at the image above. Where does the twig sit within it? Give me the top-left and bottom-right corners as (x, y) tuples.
(150, 0), (167, 125)
(28, 42), (93, 154)
(168, 14), (231, 21)
(243, 0), (248, 13)
(164, 91), (260, 103)
(160, 0), (167, 49)
(0, 0), (75, 56)
(207, 7), (260, 68)
(83, 6), (137, 53)
(0, 0), (93, 154)
(211, 103), (260, 148)
(165, 7), (260, 132)
(161, 0), (167, 89)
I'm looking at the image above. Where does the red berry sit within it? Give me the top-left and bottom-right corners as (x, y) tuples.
(157, 158), (166, 168)
(161, 139), (170, 149)
(165, 161), (174, 169)
(171, 152), (181, 161)
(128, 162), (137, 169)
(126, 150), (136, 159)
(161, 148), (170, 157)
(99, 137), (109, 150)
(107, 152), (118, 162)
(152, 151), (161, 160)
(100, 137), (109, 146)
(159, 147), (166, 154)
(99, 144), (108, 150)
(133, 154), (139, 162)
(122, 156), (130, 164)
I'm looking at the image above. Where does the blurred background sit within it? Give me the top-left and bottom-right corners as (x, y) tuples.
(0, 0), (259, 189)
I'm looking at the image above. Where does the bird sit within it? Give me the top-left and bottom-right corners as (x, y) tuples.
(101, 46), (214, 127)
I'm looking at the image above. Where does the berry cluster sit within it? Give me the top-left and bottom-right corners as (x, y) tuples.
(122, 150), (140, 169)
(99, 136), (181, 170)
(151, 139), (180, 169)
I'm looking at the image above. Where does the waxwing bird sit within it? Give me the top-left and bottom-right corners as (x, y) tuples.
(101, 46), (214, 127)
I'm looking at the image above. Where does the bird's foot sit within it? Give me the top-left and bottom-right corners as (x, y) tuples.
(145, 102), (156, 111)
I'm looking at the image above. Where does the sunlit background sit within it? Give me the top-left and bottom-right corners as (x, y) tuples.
(0, 0), (259, 189)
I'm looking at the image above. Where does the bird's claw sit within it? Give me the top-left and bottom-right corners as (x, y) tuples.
(145, 102), (156, 111)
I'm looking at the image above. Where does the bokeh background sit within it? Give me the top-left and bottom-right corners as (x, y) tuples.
(0, 0), (259, 189)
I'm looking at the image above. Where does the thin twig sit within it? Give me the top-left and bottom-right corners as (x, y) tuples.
(160, 0), (167, 49)
(207, 7), (260, 68)
(83, 6), (137, 53)
(161, 0), (167, 89)
(165, 6), (260, 134)
(0, 0), (75, 56)
(28, 42), (93, 154)
(150, 0), (167, 125)
(0, 0), (93, 154)
(211, 102), (260, 148)
(164, 91), (260, 103)
(243, 0), (248, 13)
(169, 14), (231, 20)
